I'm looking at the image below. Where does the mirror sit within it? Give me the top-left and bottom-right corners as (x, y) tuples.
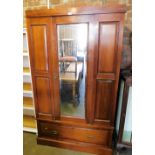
(57, 24), (88, 118)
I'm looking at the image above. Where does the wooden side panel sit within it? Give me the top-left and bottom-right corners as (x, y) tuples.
(27, 18), (54, 120)
(95, 81), (113, 121)
(93, 15), (124, 125)
(35, 77), (52, 115)
(31, 25), (48, 72)
(98, 22), (117, 73)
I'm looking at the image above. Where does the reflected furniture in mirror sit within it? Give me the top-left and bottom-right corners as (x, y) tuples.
(58, 25), (86, 106)
(26, 5), (127, 155)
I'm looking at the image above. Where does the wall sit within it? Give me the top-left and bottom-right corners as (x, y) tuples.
(23, 0), (48, 27)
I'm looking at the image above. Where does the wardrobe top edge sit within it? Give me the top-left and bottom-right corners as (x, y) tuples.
(26, 4), (127, 18)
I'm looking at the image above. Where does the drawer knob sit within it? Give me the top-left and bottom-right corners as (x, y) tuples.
(50, 130), (58, 135)
(44, 127), (58, 135)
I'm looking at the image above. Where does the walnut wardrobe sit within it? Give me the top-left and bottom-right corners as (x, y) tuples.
(26, 5), (127, 155)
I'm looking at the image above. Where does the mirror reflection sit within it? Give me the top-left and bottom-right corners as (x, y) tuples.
(57, 24), (87, 118)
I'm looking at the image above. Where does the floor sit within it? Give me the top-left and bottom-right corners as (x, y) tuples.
(23, 132), (132, 155)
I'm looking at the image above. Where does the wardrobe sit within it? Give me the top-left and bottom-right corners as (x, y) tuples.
(26, 5), (127, 155)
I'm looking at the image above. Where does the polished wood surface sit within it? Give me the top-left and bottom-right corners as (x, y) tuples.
(92, 13), (125, 126)
(98, 22), (117, 73)
(27, 17), (54, 120)
(26, 5), (126, 154)
(35, 77), (52, 116)
(38, 121), (112, 146)
(31, 25), (48, 72)
(95, 81), (113, 121)
(37, 137), (112, 155)
(37, 117), (113, 130)
(26, 4), (127, 17)
(27, 17), (52, 75)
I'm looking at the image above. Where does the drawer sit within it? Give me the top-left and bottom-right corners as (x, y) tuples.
(38, 122), (112, 146)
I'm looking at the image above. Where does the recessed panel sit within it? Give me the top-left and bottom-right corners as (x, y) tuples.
(35, 77), (52, 115)
(31, 25), (48, 71)
(95, 80), (113, 121)
(98, 23), (117, 73)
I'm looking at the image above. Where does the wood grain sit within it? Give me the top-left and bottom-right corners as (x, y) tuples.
(37, 137), (113, 155)
(27, 17), (55, 120)
(26, 4), (126, 154)
(35, 77), (52, 116)
(26, 4), (127, 17)
(31, 25), (48, 72)
(95, 80), (113, 121)
(39, 121), (112, 146)
(98, 22), (117, 73)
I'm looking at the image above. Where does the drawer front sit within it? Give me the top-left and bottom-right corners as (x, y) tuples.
(38, 122), (112, 146)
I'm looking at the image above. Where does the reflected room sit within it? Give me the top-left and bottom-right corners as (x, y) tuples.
(57, 24), (88, 118)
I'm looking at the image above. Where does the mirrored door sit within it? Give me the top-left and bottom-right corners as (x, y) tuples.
(57, 24), (88, 118)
